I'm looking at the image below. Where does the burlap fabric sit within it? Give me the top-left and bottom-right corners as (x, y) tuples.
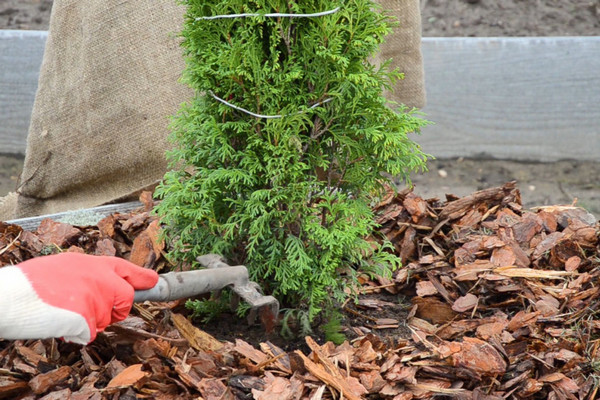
(375, 0), (426, 109)
(0, 192), (17, 220)
(1, 0), (424, 220)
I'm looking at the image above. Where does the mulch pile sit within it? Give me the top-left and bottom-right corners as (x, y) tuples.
(1, 183), (599, 399)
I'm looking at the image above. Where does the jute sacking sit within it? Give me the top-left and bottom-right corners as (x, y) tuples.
(375, 0), (426, 109)
(1, 0), (425, 220)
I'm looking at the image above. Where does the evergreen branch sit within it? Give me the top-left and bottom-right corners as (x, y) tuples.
(302, 117), (334, 153)
(196, 7), (340, 21)
(158, 0), (430, 326)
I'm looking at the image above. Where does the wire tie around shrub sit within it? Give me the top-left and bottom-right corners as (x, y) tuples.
(196, 7), (340, 21)
(209, 91), (332, 119)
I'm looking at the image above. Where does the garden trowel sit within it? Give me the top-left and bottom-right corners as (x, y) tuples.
(133, 254), (279, 324)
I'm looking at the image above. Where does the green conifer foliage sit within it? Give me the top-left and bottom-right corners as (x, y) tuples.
(155, 0), (429, 320)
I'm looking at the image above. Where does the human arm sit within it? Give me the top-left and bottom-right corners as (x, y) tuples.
(0, 253), (158, 345)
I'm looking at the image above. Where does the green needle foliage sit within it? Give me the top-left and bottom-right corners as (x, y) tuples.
(155, 0), (429, 322)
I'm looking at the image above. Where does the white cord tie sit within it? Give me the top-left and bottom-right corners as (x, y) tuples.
(209, 91), (332, 119)
(196, 7), (340, 21)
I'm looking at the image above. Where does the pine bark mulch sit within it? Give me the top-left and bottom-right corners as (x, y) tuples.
(1, 183), (599, 399)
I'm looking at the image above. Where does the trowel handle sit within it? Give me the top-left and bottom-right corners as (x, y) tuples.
(133, 266), (249, 303)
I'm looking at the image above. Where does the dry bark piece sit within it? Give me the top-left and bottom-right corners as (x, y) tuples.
(94, 237), (117, 256)
(36, 219), (81, 247)
(453, 260), (495, 281)
(512, 212), (542, 245)
(452, 293), (478, 313)
(295, 351), (365, 400)
(399, 226), (417, 263)
(38, 388), (72, 400)
(536, 210), (558, 232)
(301, 337), (367, 400)
(234, 339), (269, 366)
(439, 182), (518, 221)
(105, 358), (127, 379)
(564, 255), (581, 271)
(259, 342), (292, 374)
(28, 366), (72, 395)
(412, 296), (457, 324)
(375, 203), (404, 225)
(19, 230), (44, 253)
(534, 295), (560, 316)
(139, 191), (155, 212)
(170, 313), (223, 352)
(406, 379), (456, 398)
(385, 363), (418, 384)
(359, 370), (387, 394)
(373, 318), (400, 329)
(251, 373), (295, 400)
(0, 377), (29, 399)
(197, 378), (235, 400)
(12, 358), (37, 375)
(537, 205), (597, 228)
(120, 211), (150, 231)
(229, 375), (265, 394)
(456, 208), (484, 228)
(476, 321), (508, 340)
(357, 298), (396, 310)
(354, 340), (379, 364)
(449, 337), (507, 377)
(96, 214), (117, 238)
(494, 266), (575, 279)
(507, 311), (540, 332)
(129, 219), (164, 268)
(490, 246), (516, 267)
(416, 280), (438, 296)
(532, 231), (565, 260)
(15, 344), (48, 367)
(426, 271), (455, 304)
(403, 193), (428, 223)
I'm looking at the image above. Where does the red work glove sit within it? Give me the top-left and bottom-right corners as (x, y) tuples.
(0, 253), (158, 344)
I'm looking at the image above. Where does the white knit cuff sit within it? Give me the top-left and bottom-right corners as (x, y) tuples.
(0, 266), (91, 344)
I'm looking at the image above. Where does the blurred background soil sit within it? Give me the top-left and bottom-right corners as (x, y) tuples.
(1, 0), (599, 215)
(421, 0), (600, 36)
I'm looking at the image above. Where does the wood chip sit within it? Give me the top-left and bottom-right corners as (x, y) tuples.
(170, 313), (223, 352)
(28, 366), (72, 395)
(106, 364), (148, 389)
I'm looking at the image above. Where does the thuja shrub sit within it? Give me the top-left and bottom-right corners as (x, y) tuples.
(155, 0), (429, 321)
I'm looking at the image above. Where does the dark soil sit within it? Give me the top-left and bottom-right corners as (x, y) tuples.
(0, 0), (52, 30)
(2, 0), (599, 35)
(421, 0), (600, 37)
(199, 291), (412, 351)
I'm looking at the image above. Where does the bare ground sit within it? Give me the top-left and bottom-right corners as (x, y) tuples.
(0, 0), (52, 30)
(2, 0), (599, 35)
(420, 0), (600, 37)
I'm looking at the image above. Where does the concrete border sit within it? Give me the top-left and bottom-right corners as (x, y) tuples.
(1, 31), (599, 161)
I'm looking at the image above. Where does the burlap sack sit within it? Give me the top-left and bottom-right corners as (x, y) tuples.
(375, 0), (426, 109)
(2, 0), (424, 220)
(8, 0), (190, 219)
(0, 192), (18, 220)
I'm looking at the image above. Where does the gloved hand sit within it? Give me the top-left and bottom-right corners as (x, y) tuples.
(0, 253), (159, 345)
